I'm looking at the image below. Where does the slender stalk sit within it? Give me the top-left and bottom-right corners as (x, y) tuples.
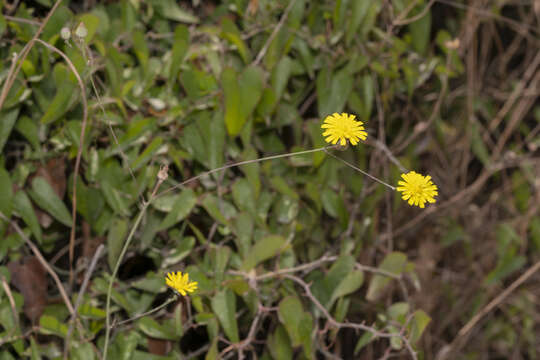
(323, 148), (397, 190)
(102, 204), (148, 358)
(113, 296), (176, 328)
(102, 173), (166, 359)
(157, 145), (339, 198)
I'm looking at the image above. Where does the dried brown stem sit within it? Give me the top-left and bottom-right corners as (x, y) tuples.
(33, 38), (89, 294)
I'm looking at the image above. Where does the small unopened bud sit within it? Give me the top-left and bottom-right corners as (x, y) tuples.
(445, 38), (460, 50)
(157, 164), (169, 182)
(61, 27), (71, 40)
(75, 22), (88, 39)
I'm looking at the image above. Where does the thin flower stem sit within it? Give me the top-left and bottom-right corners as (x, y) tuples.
(102, 204), (147, 358)
(102, 177), (165, 359)
(323, 148), (397, 191)
(113, 296), (177, 328)
(157, 145), (338, 198)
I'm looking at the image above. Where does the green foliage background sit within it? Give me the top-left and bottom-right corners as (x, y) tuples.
(1, 0), (539, 359)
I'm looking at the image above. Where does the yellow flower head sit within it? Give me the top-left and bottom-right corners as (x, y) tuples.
(165, 271), (198, 296)
(396, 171), (438, 208)
(321, 113), (367, 146)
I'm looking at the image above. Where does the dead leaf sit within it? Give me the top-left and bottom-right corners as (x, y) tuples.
(77, 221), (105, 284)
(147, 337), (171, 355)
(31, 158), (67, 228)
(35, 158), (66, 199)
(7, 256), (47, 323)
(81, 221), (104, 261)
(247, 0), (259, 16)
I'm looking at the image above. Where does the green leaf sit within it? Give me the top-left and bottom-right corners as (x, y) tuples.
(40, 5), (71, 40)
(132, 137), (163, 170)
(101, 180), (131, 216)
(221, 18), (250, 63)
(29, 177), (72, 227)
(77, 302), (106, 319)
(149, 0), (199, 23)
(530, 216), (540, 251)
(71, 342), (95, 360)
(278, 296), (313, 357)
(0, 14), (6, 38)
(407, 310), (431, 344)
(170, 25), (190, 81)
(73, 179), (105, 226)
(485, 224), (526, 285)
(223, 66), (264, 136)
(366, 252), (407, 301)
(158, 188), (197, 230)
(107, 218), (128, 270)
(278, 296), (304, 346)
(354, 331), (375, 354)
(13, 191), (42, 243)
(317, 66), (354, 118)
(78, 13), (100, 43)
(205, 338), (219, 360)
(329, 270), (364, 306)
(297, 312), (314, 358)
(137, 317), (178, 340)
(268, 325), (293, 360)
(107, 331), (140, 360)
(485, 255), (526, 285)
(321, 188), (342, 218)
(232, 179), (256, 214)
(272, 57), (293, 100)
(132, 30), (149, 72)
(211, 289), (239, 343)
(511, 171), (531, 213)
(40, 64), (77, 124)
(15, 116), (40, 150)
(0, 168), (13, 219)
(201, 195), (235, 225)
(239, 66), (264, 117)
(408, 2), (432, 55)
(222, 68), (242, 136)
(212, 245), (231, 283)
(360, 75), (374, 121)
(346, 0), (372, 44)
(39, 315), (68, 337)
(270, 176), (299, 200)
(387, 302), (410, 324)
(0, 108), (19, 153)
(471, 121), (490, 166)
(241, 235), (286, 271)
(232, 212), (254, 258)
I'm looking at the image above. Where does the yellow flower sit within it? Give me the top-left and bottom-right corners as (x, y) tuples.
(165, 271), (198, 296)
(321, 113), (367, 146)
(396, 171), (438, 208)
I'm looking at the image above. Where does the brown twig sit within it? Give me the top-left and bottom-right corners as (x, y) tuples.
(34, 38), (89, 294)
(393, 0), (436, 26)
(219, 304), (263, 359)
(438, 259), (540, 359)
(283, 274), (418, 360)
(63, 244), (104, 360)
(252, 0), (298, 66)
(0, 276), (20, 337)
(3, 15), (41, 26)
(229, 255), (403, 282)
(0, 212), (83, 335)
